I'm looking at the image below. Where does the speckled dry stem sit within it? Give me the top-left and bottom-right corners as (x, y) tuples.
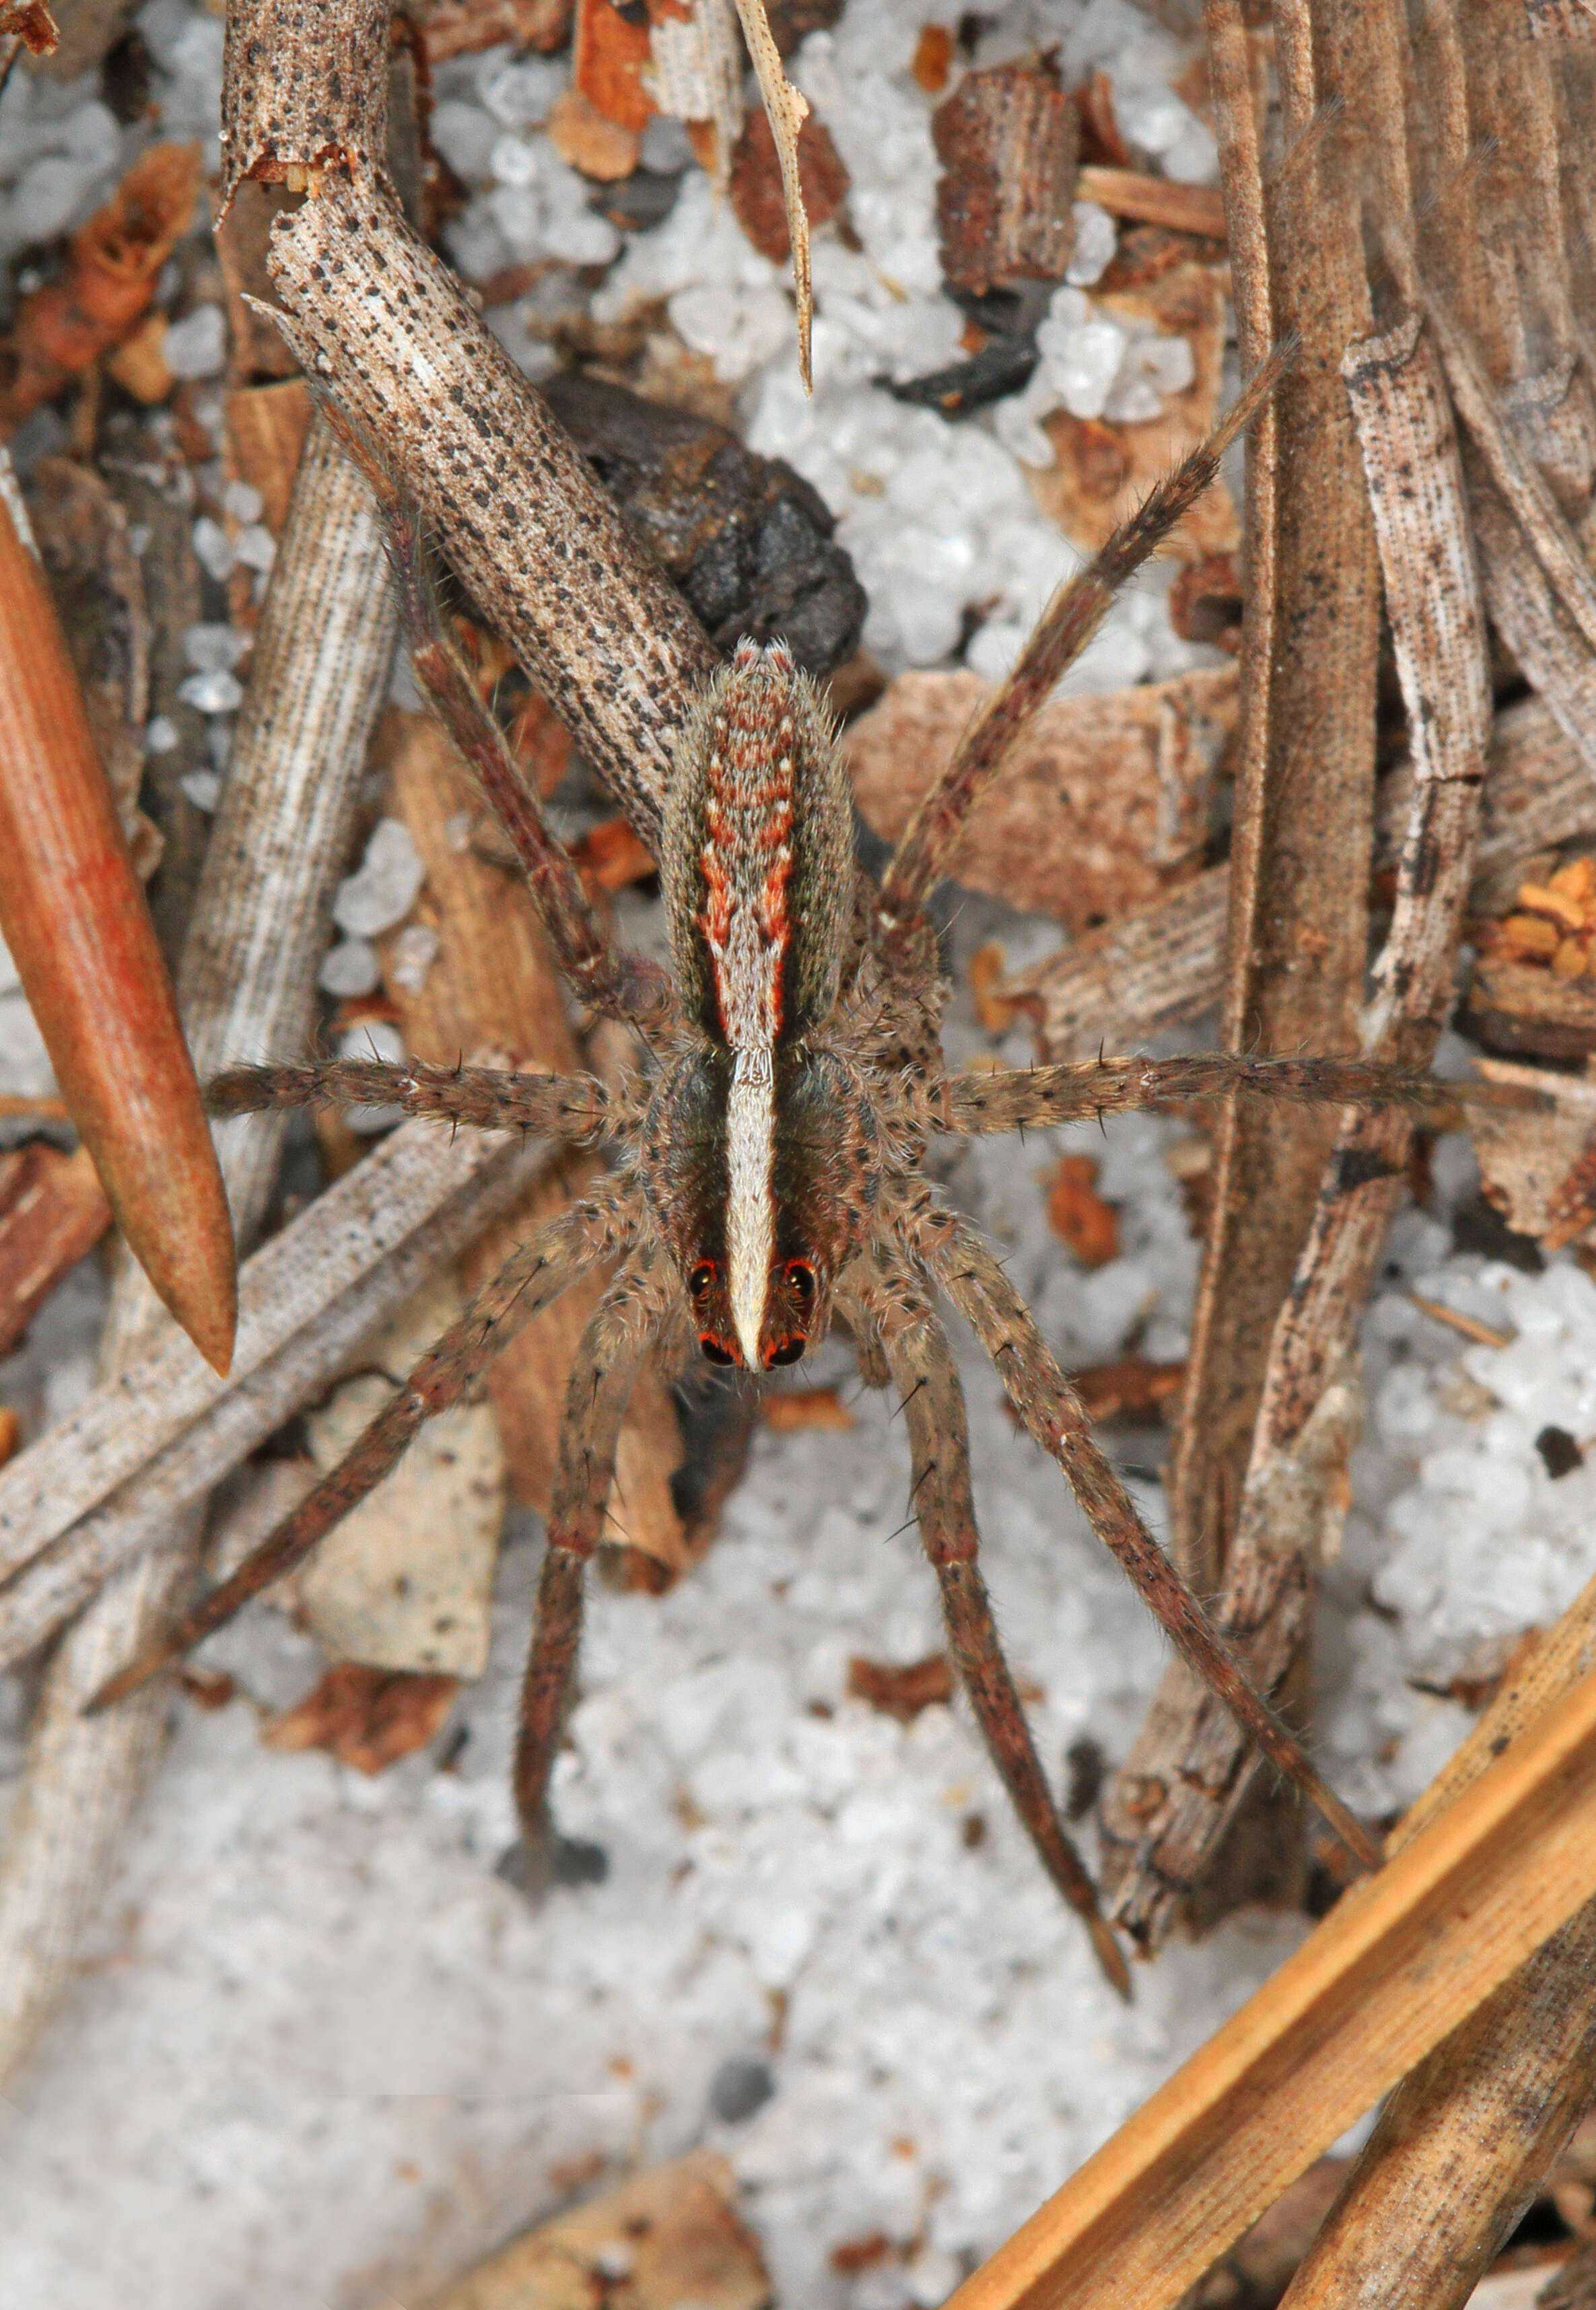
(1169, 0), (1379, 1603)
(1277, 1586), (1596, 2310)
(221, 0), (390, 205)
(0, 407), (396, 2082)
(1101, 295), (1491, 1946)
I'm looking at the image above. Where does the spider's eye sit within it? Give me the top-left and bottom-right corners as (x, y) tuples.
(784, 1260), (816, 1307)
(689, 1260), (716, 1300)
(768, 1336), (806, 1366)
(699, 1333), (736, 1365)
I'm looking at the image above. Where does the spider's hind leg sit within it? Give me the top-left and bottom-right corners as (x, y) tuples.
(841, 1250), (1132, 1998)
(86, 1182), (641, 1712)
(510, 1247), (683, 1898)
(206, 1057), (627, 1140)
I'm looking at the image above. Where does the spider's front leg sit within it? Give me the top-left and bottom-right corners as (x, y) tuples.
(87, 1180), (642, 1712)
(205, 1057), (637, 1142)
(510, 1245), (683, 1895)
(841, 1248), (1132, 1997)
(897, 1192), (1381, 1875)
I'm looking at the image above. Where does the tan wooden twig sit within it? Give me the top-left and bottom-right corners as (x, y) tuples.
(1101, 295), (1490, 1945)
(730, 0), (812, 390)
(0, 409), (396, 2081)
(946, 1600), (1596, 2310)
(1278, 1578), (1596, 2306)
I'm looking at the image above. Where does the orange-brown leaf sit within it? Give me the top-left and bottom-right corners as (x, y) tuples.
(0, 143), (202, 429)
(1069, 1354), (1185, 1424)
(0, 489), (236, 1370)
(0, 1140), (111, 1360)
(1046, 1153), (1119, 1267)
(847, 1653), (955, 1721)
(763, 1385), (855, 1432)
(262, 1663), (460, 1774)
(573, 814), (657, 891)
(573, 0), (654, 131)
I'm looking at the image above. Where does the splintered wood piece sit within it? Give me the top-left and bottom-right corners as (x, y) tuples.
(378, 709), (689, 1573)
(0, 1143), (110, 1362)
(262, 1662), (460, 1773)
(647, 0), (745, 188)
(846, 665), (1236, 932)
(409, 0), (571, 59)
(1102, 300), (1490, 1945)
(1075, 165), (1226, 240)
(423, 2151), (771, 2310)
(0, 141), (201, 428)
(295, 1270), (506, 1678)
(933, 62), (1078, 295)
(946, 1652), (1596, 2310)
(0, 468), (235, 1374)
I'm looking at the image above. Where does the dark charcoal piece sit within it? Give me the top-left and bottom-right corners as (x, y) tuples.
(540, 371), (867, 676)
(885, 330), (1039, 414)
(588, 167), (685, 235)
(709, 2056), (776, 2124)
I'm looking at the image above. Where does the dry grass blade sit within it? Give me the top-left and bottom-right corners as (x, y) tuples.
(0, 456), (234, 1374)
(946, 1650), (1596, 2310)
(0, 409), (394, 2084)
(1164, 0), (1379, 1632)
(730, 0), (812, 389)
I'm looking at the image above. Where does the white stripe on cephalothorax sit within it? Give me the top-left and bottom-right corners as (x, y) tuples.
(727, 1047), (775, 1368)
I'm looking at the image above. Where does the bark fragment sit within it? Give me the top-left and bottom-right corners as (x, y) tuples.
(933, 63), (1077, 298)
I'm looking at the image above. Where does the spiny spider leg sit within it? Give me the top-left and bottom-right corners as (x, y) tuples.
(899, 1189), (1381, 1873)
(876, 342), (1293, 938)
(916, 1051), (1543, 1136)
(512, 1246), (682, 1894)
(88, 1180), (642, 1712)
(314, 392), (674, 1035)
(206, 1057), (637, 1142)
(841, 1247), (1132, 1998)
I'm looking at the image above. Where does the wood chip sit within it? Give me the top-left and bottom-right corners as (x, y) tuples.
(1045, 1154), (1119, 1267)
(262, 1662), (460, 1774)
(411, 0), (571, 58)
(847, 664), (1235, 931)
(1067, 1355), (1185, 1426)
(294, 1271), (506, 1678)
(932, 61), (1077, 295)
(0, 1143), (110, 1362)
(729, 101), (848, 262)
(847, 1652), (955, 1720)
(573, 0), (656, 133)
(546, 85), (640, 180)
(1075, 164), (1227, 240)
(423, 2151), (770, 2310)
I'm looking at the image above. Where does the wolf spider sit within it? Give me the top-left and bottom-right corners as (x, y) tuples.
(93, 349), (1469, 1994)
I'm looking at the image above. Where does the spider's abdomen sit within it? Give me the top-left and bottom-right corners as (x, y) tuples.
(660, 639), (852, 1051)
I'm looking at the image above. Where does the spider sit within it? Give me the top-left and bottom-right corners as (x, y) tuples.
(90, 347), (1473, 1995)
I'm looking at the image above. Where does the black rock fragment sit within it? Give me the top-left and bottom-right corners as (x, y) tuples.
(539, 371), (867, 676)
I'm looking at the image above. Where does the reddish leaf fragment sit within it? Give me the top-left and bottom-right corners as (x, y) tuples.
(763, 1385), (854, 1432)
(573, 814), (658, 891)
(573, 0), (655, 133)
(261, 1663), (460, 1774)
(0, 1), (58, 54)
(910, 22), (952, 92)
(847, 1652), (955, 1721)
(0, 143), (202, 430)
(410, 0), (571, 58)
(1068, 1354), (1185, 1426)
(0, 1142), (110, 1360)
(1046, 1153), (1119, 1267)
(729, 103), (849, 263)
(0, 487), (236, 1372)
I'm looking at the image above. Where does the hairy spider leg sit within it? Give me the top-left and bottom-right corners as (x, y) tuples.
(205, 1057), (636, 1140)
(899, 1191), (1381, 1872)
(87, 1182), (641, 1712)
(843, 1247), (1132, 1997)
(512, 1247), (682, 1891)
(875, 342), (1292, 940)
(314, 392), (675, 1035)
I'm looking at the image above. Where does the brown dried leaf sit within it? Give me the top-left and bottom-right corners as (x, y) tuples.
(729, 103), (848, 263)
(1068, 1355), (1184, 1426)
(933, 62), (1077, 296)
(571, 814), (658, 891)
(847, 1652), (955, 1721)
(261, 1663), (460, 1774)
(1046, 1154), (1119, 1267)
(763, 1385), (854, 1432)
(847, 664), (1236, 932)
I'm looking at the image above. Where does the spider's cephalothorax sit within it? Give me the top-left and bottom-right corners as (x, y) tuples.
(98, 351), (1480, 1993)
(644, 639), (880, 1369)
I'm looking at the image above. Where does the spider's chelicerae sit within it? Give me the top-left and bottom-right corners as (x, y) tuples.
(94, 351), (1473, 1993)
